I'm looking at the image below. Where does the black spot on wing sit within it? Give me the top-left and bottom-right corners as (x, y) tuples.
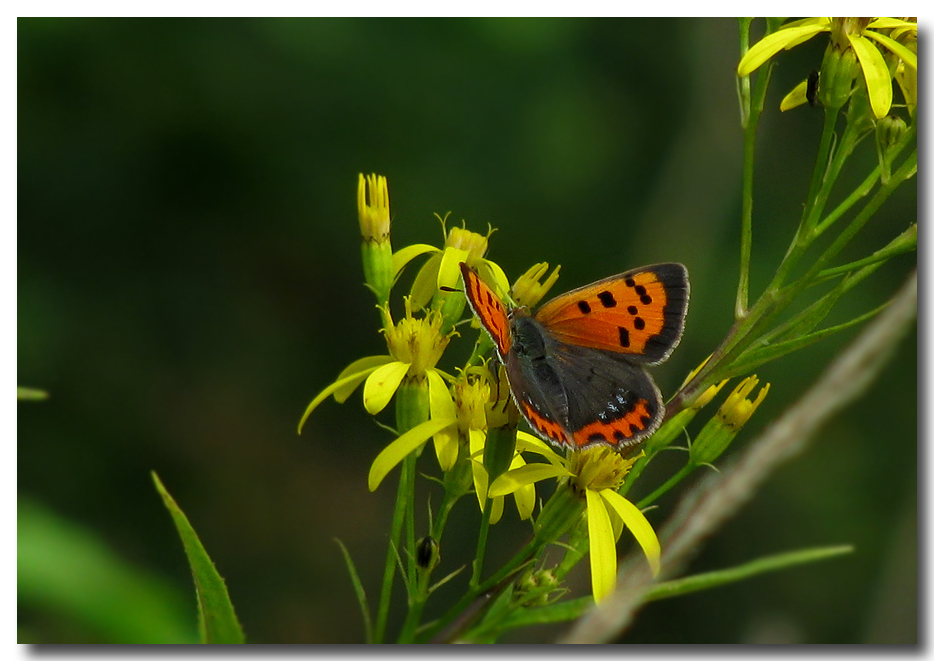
(619, 326), (630, 348)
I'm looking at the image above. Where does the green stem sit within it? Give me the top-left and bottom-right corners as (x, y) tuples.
(419, 538), (544, 642)
(373, 457), (411, 644)
(396, 472), (464, 643)
(471, 498), (494, 590)
(805, 150), (916, 282)
(735, 38), (772, 319)
(637, 463), (696, 509)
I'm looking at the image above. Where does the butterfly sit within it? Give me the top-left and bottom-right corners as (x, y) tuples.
(460, 262), (689, 451)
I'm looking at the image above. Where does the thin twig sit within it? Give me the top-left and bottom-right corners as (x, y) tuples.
(561, 271), (917, 643)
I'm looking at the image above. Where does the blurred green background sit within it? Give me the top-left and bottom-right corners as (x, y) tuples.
(18, 18), (916, 644)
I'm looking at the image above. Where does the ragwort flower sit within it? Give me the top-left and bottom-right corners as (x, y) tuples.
(738, 18), (918, 119)
(298, 299), (456, 481)
(490, 434), (661, 603)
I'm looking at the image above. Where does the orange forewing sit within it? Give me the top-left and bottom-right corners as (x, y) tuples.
(535, 268), (676, 358)
(461, 264), (512, 357)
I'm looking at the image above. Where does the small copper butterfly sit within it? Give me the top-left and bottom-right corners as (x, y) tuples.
(461, 262), (689, 451)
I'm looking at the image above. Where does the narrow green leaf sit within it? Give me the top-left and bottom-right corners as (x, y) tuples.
(725, 305), (885, 377)
(643, 545), (854, 603)
(760, 281), (846, 345)
(498, 596), (593, 629)
(17, 387), (49, 401)
(18, 498), (196, 643)
(151, 472), (245, 644)
(497, 544), (854, 632)
(334, 539), (373, 644)
(816, 224), (917, 281)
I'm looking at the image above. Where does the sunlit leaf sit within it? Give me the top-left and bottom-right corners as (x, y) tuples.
(152, 472), (244, 644)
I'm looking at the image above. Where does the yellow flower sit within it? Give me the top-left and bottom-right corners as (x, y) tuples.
(689, 375), (770, 468)
(738, 18), (918, 119)
(298, 301), (457, 486)
(392, 219), (509, 311)
(358, 173), (394, 305)
(490, 435), (661, 603)
(717, 375), (770, 431)
(511, 262), (561, 309)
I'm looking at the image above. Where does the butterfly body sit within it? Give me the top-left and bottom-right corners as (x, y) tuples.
(461, 262), (689, 451)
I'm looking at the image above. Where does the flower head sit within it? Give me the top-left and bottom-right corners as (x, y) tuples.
(358, 173), (394, 305)
(739, 18), (918, 119)
(490, 435), (661, 603)
(717, 375), (770, 431)
(511, 262), (561, 309)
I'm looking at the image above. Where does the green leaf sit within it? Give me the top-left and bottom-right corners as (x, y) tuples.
(151, 472), (245, 644)
(17, 386), (49, 400)
(643, 545), (854, 603)
(18, 498), (196, 643)
(495, 545), (854, 632)
(816, 224), (917, 281)
(334, 539), (372, 644)
(760, 281), (847, 345)
(497, 596), (593, 630)
(724, 304), (886, 377)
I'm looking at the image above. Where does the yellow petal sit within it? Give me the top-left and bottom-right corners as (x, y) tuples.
(428, 370), (458, 471)
(863, 30), (917, 71)
(515, 431), (567, 467)
(600, 490), (661, 577)
(585, 489), (616, 604)
(298, 358), (391, 433)
(362, 361), (411, 415)
(333, 355), (395, 403)
(488, 463), (568, 497)
(848, 34), (893, 119)
(410, 252), (443, 309)
(391, 243), (439, 281)
(780, 79), (810, 112)
(469, 428), (489, 511)
(509, 454), (536, 520)
(481, 261), (511, 299)
(867, 18), (917, 31)
(489, 495), (505, 525)
(368, 418), (453, 491)
(437, 247), (471, 292)
(737, 23), (828, 76)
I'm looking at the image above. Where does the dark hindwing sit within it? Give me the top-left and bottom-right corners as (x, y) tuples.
(548, 342), (663, 449)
